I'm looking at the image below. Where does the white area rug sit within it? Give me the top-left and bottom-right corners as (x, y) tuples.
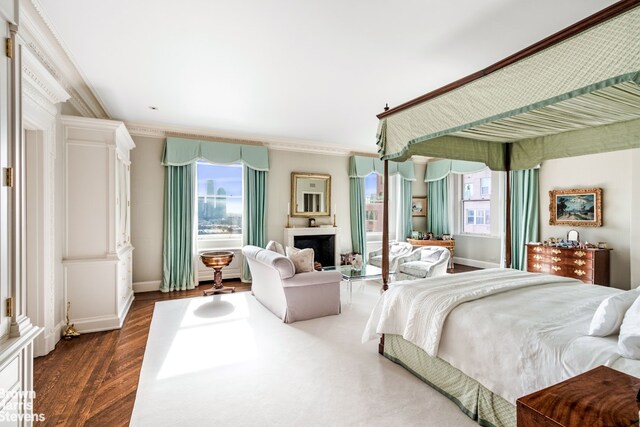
(131, 282), (476, 427)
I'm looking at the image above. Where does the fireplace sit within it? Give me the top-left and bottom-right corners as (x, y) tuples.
(294, 235), (335, 268)
(284, 227), (340, 267)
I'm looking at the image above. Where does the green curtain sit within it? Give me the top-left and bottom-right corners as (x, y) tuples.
(510, 169), (539, 270)
(349, 177), (366, 255)
(427, 176), (449, 236)
(242, 165), (267, 282)
(162, 164), (195, 292)
(397, 178), (413, 241)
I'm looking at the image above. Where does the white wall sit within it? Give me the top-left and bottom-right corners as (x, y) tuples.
(631, 149), (640, 288)
(130, 136), (165, 284)
(266, 151), (351, 253)
(539, 149), (639, 289)
(129, 136), (356, 286)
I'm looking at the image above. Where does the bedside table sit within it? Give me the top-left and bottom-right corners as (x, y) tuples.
(517, 366), (640, 427)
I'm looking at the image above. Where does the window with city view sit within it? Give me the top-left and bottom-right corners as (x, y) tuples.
(197, 161), (243, 236)
(462, 169), (491, 235)
(364, 173), (384, 233)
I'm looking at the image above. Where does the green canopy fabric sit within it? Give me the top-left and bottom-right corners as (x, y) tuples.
(376, 5), (640, 170)
(163, 137), (269, 171)
(348, 155), (415, 179)
(425, 159), (487, 182)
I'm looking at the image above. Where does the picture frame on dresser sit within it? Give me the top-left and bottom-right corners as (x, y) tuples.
(549, 187), (602, 227)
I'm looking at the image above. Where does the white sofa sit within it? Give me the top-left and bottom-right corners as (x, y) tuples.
(368, 242), (413, 272)
(242, 245), (343, 323)
(396, 247), (450, 281)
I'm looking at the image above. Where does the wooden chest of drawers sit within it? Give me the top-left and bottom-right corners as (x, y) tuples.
(517, 366), (640, 427)
(525, 244), (611, 286)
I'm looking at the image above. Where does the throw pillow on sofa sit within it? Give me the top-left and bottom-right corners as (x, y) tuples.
(266, 240), (285, 255)
(285, 247), (315, 273)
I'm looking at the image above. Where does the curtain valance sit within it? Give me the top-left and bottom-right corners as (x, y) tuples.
(162, 137), (269, 171)
(425, 159), (486, 182)
(348, 156), (415, 180)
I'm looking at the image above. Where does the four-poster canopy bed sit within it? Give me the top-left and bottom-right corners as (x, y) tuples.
(368, 0), (640, 425)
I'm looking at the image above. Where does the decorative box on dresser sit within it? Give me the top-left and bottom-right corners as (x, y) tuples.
(61, 116), (135, 332)
(525, 244), (611, 286)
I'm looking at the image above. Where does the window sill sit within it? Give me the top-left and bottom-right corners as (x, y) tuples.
(197, 236), (243, 250)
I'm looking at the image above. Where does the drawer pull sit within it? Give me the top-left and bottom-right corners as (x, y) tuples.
(575, 251), (586, 257)
(533, 247), (543, 252)
(574, 269), (586, 276)
(574, 260), (586, 266)
(533, 254), (542, 261)
(533, 263), (542, 269)
(552, 266), (561, 272)
(551, 249), (562, 255)
(551, 256), (562, 262)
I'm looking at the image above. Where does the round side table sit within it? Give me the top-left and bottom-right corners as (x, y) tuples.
(200, 251), (235, 295)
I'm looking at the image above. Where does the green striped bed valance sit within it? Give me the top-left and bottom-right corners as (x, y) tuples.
(348, 155), (415, 180)
(377, 5), (640, 170)
(162, 137), (269, 171)
(425, 159), (487, 182)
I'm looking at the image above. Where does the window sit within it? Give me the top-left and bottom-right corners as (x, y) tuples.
(461, 169), (491, 235)
(480, 177), (491, 196)
(196, 161), (243, 237)
(364, 173), (384, 233)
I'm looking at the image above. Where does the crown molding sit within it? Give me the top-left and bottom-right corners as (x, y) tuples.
(22, 47), (70, 106)
(124, 121), (377, 157)
(18, 0), (110, 119)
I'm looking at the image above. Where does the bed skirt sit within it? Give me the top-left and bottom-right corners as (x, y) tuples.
(383, 334), (516, 427)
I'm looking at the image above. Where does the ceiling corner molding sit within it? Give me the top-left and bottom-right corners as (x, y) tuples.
(18, 0), (110, 119)
(22, 47), (70, 107)
(124, 121), (369, 157)
(262, 140), (354, 157)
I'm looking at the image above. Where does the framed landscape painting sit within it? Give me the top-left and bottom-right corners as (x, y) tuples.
(549, 188), (602, 227)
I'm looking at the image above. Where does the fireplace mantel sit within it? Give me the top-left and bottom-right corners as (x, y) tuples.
(284, 227), (340, 267)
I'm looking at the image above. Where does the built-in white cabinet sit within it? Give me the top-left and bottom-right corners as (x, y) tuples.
(61, 116), (135, 332)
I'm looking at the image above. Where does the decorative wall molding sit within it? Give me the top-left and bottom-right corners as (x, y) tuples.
(18, 0), (110, 119)
(125, 121), (375, 157)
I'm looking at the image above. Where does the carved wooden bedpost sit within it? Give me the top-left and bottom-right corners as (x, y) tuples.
(504, 143), (512, 269)
(382, 159), (390, 291)
(379, 159), (390, 354)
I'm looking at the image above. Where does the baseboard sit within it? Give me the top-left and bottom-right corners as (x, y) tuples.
(133, 280), (161, 293)
(72, 314), (124, 333)
(453, 257), (500, 269)
(118, 293), (135, 323)
(49, 320), (65, 349)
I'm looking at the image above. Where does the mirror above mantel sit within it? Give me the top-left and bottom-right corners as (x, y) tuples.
(291, 172), (331, 217)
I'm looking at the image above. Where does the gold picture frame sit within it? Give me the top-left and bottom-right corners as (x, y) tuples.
(411, 197), (427, 217)
(549, 188), (602, 227)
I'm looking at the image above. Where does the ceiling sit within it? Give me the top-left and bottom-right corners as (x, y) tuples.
(37, 0), (618, 151)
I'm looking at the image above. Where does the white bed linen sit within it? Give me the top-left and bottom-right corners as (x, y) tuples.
(363, 268), (640, 404)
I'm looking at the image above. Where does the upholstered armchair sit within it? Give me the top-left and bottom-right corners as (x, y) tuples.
(396, 247), (450, 281)
(368, 242), (413, 272)
(242, 245), (343, 323)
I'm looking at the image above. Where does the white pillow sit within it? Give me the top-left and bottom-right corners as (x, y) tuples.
(285, 246), (314, 273)
(618, 294), (640, 359)
(588, 289), (640, 337)
(265, 240), (285, 255)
